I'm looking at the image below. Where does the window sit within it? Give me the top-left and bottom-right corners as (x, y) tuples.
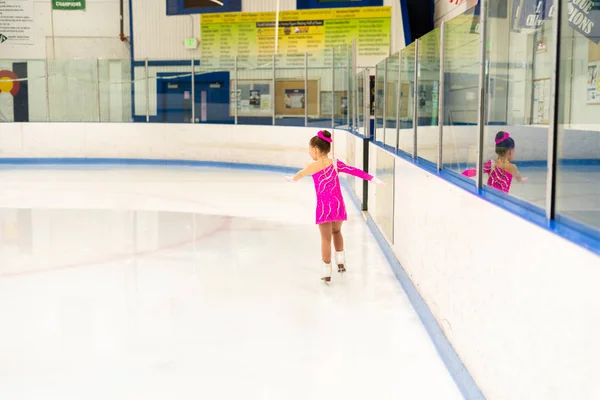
(166, 0), (241, 16)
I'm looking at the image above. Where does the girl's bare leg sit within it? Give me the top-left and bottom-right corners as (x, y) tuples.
(332, 221), (346, 272)
(318, 223), (333, 282)
(332, 221), (344, 251)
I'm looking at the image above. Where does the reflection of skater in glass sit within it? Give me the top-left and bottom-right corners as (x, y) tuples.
(285, 130), (384, 283)
(462, 131), (526, 193)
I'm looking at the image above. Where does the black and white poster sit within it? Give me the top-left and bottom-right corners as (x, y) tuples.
(0, 0), (34, 45)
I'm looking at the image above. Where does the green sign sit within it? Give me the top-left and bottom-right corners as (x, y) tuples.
(52, 0), (86, 10)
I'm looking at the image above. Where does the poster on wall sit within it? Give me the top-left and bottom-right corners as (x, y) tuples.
(0, 0), (34, 45)
(200, 7), (391, 68)
(587, 62), (600, 104)
(232, 81), (273, 117)
(533, 78), (551, 124)
(261, 94), (271, 112)
(284, 89), (305, 109)
(249, 89), (261, 109)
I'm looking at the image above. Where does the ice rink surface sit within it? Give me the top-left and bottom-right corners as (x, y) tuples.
(0, 165), (462, 400)
(513, 164), (600, 229)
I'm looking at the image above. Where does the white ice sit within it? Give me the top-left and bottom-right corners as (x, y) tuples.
(0, 166), (462, 400)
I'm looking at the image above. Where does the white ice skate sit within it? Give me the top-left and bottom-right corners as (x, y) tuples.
(321, 261), (332, 283)
(335, 251), (346, 274)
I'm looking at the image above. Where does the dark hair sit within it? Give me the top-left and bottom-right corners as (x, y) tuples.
(310, 130), (332, 154)
(495, 131), (515, 156)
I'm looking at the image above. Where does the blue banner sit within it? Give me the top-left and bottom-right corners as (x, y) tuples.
(511, 0), (600, 44)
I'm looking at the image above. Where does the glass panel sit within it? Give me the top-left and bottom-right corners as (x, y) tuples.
(556, 0), (600, 231)
(0, 60), (48, 122)
(275, 53), (305, 127)
(346, 46), (356, 129)
(195, 56), (234, 124)
(236, 55), (274, 126)
(385, 53), (399, 148)
(333, 45), (350, 128)
(308, 48), (332, 128)
(374, 59), (385, 143)
(132, 59), (149, 122)
(357, 70), (366, 134)
(441, 7), (480, 173)
(481, 1), (548, 206)
(398, 42), (416, 154)
(47, 59), (100, 122)
(375, 147), (395, 242)
(417, 28), (441, 164)
(98, 59), (131, 123)
(149, 58), (197, 124)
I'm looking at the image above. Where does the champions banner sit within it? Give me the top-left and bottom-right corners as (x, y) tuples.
(511, 0), (600, 43)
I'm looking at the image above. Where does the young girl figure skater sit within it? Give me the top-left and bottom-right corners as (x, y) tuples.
(286, 130), (383, 283)
(462, 131), (527, 193)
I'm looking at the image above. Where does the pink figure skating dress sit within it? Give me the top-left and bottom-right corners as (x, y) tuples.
(312, 159), (373, 225)
(462, 160), (513, 193)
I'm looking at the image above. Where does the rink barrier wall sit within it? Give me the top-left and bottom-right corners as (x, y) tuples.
(365, 137), (600, 400)
(363, 213), (485, 400)
(0, 123), (348, 170)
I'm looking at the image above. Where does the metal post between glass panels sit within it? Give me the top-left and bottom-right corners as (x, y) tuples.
(438, 22), (446, 170)
(191, 57), (195, 124)
(331, 47), (335, 129)
(304, 52), (308, 127)
(96, 58), (101, 122)
(44, 59), (50, 122)
(234, 56), (238, 125)
(476, 0), (488, 189)
(272, 54), (276, 126)
(395, 51), (401, 151)
(383, 58), (388, 145)
(362, 68), (370, 138)
(413, 40), (419, 159)
(145, 58), (150, 122)
(546, 0), (563, 220)
(365, 68), (370, 138)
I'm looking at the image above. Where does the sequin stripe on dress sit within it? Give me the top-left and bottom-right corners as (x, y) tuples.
(489, 169), (511, 192)
(336, 159), (373, 180)
(487, 161), (511, 192)
(316, 164), (337, 194)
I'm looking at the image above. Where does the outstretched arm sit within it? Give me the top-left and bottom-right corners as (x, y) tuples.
(509, 164), (527, 183)
(286, 163), (313, 182)
(337, 160), (373, 181)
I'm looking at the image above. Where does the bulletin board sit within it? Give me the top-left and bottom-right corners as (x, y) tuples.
(275, 79), (320, 117)
(231, 79), (273, 117)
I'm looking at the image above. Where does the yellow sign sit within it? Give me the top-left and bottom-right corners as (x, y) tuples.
(200, 6), (391, 68)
